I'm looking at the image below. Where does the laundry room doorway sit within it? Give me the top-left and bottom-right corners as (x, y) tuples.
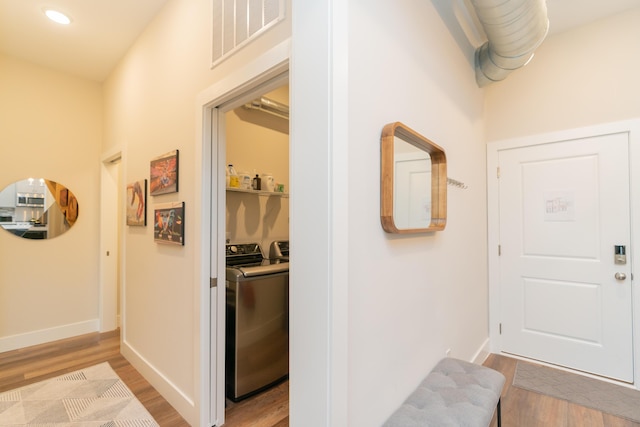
(196, 48), (289, 425)
(223, 83), (290, 406)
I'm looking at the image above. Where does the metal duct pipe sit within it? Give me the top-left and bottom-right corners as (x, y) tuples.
(472, 0), (549, 87)
(243, 97), (289, 120)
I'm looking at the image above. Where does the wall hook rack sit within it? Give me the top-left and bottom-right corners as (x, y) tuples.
(447, 178), (468, 190)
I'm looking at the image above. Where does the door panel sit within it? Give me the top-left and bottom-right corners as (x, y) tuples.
(523, 278), (601, 344)
(498, 132), (633, 382)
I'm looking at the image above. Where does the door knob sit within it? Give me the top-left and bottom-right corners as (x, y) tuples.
(615, 272), (627, 280)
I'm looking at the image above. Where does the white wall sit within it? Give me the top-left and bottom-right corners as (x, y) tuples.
(0, 54), (102, 351)
(485, 8), (640, 141)
(291, 0), (488, 425)
(102, 0), (291, 424)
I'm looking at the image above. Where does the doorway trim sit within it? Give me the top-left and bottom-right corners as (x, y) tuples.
(487, 118), (640, 387)
(195, 39), (290, 427)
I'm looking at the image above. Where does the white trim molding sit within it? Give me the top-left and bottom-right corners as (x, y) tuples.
(0, 319), (99, 353)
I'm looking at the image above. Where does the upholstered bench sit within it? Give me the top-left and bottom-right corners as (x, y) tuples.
(383, 358), (505, 427)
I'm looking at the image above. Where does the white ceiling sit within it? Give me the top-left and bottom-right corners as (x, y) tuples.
(0, 0), (169, 82)
(0, 0), (638, 82)
(545, 0), (640, 35)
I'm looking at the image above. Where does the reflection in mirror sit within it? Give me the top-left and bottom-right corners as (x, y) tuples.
(393, 137), (432, 229)
(0, 178), (79, 240)
(381, 122), (446, 233)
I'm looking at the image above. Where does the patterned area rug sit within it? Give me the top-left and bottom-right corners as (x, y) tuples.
(0, 362), (159, 426)
(513, 361), (640, 423)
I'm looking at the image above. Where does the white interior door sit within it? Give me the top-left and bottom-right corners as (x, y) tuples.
(498, 132), (633, 382)
(100, 153), (121, 332)
(210, 106), (225, 425)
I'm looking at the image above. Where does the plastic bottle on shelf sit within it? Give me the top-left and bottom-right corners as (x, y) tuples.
(225, 165), (230, 187)
(228, 164), (239, 188)
(239, 171), (251, 189)
(261, 173), (275, 192)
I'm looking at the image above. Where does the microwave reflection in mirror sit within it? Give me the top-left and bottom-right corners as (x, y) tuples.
(0, 178), (79, 240)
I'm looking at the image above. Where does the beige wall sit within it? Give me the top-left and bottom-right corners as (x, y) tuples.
(102, 0), (291, 423)
(226, 85), (289, 247)
(0, 54), (102, 348)
(485, 8), (640, 142)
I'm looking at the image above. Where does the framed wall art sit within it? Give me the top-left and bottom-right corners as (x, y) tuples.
(150, 149), (179, 196)
(153, 201), (185, 245)
(59, 188), (68, 207)
(126, 179), (147, 226)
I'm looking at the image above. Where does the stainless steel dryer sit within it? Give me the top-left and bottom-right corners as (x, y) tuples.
(225, 243), (289, 401)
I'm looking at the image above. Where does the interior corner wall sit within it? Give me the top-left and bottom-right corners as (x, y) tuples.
(484, 7), (640, 142)
(0, 54), (102, 350)
(101, 0), (291, 424)
(293, 0), (487, 425)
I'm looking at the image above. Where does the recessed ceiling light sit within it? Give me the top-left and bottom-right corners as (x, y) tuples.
(44, 9), (72, 25)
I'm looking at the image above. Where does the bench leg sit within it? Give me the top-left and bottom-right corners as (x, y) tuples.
(497, 398), (502, 427)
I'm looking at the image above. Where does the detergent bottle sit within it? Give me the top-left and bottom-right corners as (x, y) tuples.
(228, 164), (239, 188)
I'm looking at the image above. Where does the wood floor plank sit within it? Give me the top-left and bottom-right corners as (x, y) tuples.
(601, 415), (640, 427)
(567, 404), (605, 427)
(224, 380), (289, 426)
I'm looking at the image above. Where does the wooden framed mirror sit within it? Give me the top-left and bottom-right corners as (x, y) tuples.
(381, 122), (447, 233)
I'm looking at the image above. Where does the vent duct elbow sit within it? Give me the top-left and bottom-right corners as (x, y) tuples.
(243, 97), (289, 120)
(472, 0), (549, 87)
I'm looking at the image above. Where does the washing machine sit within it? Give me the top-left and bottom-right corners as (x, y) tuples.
(225, 243), (289, 401)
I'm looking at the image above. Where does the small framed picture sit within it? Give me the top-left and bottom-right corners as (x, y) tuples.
(150, 149), (179, 196)
(153, 201), (185, 245)
(126, 179), (147, 226)
(59, 188), (68, 207)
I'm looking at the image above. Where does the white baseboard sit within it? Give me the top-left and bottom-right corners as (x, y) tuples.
(471, 337), (491, 365)
(121, 339), (196, 425)
(0, 319), (99, 353)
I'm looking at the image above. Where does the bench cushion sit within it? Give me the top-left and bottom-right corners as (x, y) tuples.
(384, 358), (505, 427)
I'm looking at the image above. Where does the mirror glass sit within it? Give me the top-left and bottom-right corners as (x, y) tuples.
(381, 122), (446, 233)
(0, 178), (79, 239)
(393, 138), (432, 229)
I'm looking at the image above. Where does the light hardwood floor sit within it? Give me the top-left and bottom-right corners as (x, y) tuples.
(0, 330), (190, 426)
(3, 331), (637, 427)
(484, 354), (640, 427)
(0, 329), (289, 426)
(224, 381), (289, 426)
